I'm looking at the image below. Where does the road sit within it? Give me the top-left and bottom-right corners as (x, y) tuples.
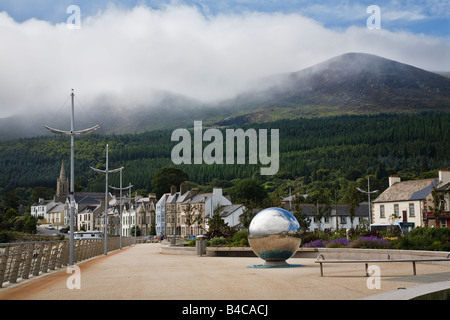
(36, 225), (68, 238)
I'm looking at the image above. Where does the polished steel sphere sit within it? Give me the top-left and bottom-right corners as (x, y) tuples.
(248, 207), (301, 266)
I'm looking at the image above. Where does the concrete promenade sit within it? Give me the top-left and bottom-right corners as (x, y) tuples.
(0, 243), (449, 300)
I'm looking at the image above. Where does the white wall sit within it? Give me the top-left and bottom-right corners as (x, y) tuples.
(372, 201), (423, 227)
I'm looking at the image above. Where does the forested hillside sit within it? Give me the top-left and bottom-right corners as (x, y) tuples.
(0, 112), (449, 208)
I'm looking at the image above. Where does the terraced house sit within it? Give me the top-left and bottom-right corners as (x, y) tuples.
(157, 183), (243, 238)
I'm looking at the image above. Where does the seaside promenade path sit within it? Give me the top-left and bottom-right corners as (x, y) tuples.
(0, 243), (449, 300)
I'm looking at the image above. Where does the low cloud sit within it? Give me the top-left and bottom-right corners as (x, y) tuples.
(0, 4), (449, 117)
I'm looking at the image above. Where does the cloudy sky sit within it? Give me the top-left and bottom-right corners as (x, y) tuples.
(0, 0), (449, 118)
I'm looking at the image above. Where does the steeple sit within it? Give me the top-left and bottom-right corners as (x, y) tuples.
(59, 160), (67, 181)
(56, 161), (69, 202)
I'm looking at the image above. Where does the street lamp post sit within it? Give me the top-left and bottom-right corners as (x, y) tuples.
(357, 176), (379, 229)
(90, 144), (123, 255)
(127, 183), (134, 246)
(109, 168), (125, 250)
(44, 89), (99, 266)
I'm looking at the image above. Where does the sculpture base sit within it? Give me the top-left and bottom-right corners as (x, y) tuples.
(248, 262), (303, 269)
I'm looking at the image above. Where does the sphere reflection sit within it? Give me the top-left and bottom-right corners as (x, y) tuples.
(248, 207), (301, 266)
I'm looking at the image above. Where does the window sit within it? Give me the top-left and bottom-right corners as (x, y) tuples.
(394, 204), (399, 217)
(380, 205), (385, 218)
(340, 216), (347, 224)
(409, 203), (415, 217)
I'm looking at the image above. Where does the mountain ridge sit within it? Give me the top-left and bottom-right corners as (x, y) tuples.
(212, 52), (450, 125)
(1, 52), (450, 140)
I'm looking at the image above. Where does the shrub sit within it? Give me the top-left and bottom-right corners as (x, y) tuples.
(398, 227), (450, 251)
(231, 229), (249, 247)
(326, 238), (350, 248)
(303, 239), (329, 248)
(210, 237), (228, 247)
(0, 230), (13, 243)
(350, 236), (391, 249)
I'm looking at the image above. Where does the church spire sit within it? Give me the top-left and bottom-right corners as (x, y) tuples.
(56, 161), (69, 202)
(59, 160), (67, 181)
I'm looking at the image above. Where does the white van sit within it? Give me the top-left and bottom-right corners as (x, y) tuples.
(74, 231), (104, 239)
(370, 223), (407, 235)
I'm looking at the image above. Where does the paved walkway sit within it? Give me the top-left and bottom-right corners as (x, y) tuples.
(0, 243), (449, 300)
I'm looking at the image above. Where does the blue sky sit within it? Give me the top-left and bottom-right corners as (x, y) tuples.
(0, 1), (449, 117)
(1, 0), (449, 37)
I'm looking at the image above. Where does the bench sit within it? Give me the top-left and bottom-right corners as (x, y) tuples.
(315, 254), (450, 277)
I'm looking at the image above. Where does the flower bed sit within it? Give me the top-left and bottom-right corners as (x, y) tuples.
(303, 236), (390, 249)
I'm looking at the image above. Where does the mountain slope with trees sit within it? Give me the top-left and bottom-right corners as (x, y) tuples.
(1, 112), (449, 210)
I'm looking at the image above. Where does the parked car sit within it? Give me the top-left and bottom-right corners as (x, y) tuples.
(60, 227), (69, 233)
(45, 225), (55, 230)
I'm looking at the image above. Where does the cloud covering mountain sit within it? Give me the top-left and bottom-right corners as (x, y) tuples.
(0, 3), (449, 120)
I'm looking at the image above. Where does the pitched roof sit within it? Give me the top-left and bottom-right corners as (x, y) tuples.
(286, 203), (369, 217)
(373, 178), (438, 203)
(219, 204), (244, 218)
(156, 193), (169, 206)
(47, 203), (65, 213)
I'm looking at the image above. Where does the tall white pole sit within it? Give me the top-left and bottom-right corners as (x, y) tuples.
(44, 89), (100, 266)
(69, 90), (75, 266)
(104, 144), (109, 255)
(109, 168), (125, 249)
(357, 176), (378, 230)
(91, 146), (123, 256)
(134, 192), (137, 242)
(120, 169), (122, 249)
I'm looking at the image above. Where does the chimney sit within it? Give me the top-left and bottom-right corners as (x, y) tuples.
(180, 182), (188, 195)
(190, 188), (199, 197)
(170, 185), (177, 195)
(389, 175), (401, 187)
(439, 169), (450, 184)
(213, 188), (222, 197)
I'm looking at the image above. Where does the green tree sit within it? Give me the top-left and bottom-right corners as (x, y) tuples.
(228, 178), (267, 206)
(428, 187), (446, 226)
(292, 205), (311, 233)
(151, 167), (189, 198)
(23, 214), (37, 234)
(4, 208), (17, 222)
(239, 202), (258, 229)
(206, 205), (234, 239)
(184, 204), (196, 236)
(310, 187), (332, 231)
(131, 225), (141, 236)
(344, 181), (365, 228)
(31, 186), (53, 204)
(2, 189), (21, 209)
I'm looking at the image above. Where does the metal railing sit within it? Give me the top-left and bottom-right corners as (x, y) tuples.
(0, 236), (150, 288)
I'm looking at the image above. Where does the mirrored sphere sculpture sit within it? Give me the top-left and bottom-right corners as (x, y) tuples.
(248, 207), (301, 266)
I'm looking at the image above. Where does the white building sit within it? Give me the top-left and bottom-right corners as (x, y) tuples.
(220, 204), (245, 228)
(155, 193), (169, 236)
(64, 192), (106, 228)
(156, 185), (239, 237)
(122, 203), (137, 237)
(289, 203), (370, 232)
(46, 203), (66, 227)
(31, 198), (58, 220)
(372, 170), (450, 232)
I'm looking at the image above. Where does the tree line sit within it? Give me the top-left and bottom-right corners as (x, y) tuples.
(1, 112), (449, 211)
